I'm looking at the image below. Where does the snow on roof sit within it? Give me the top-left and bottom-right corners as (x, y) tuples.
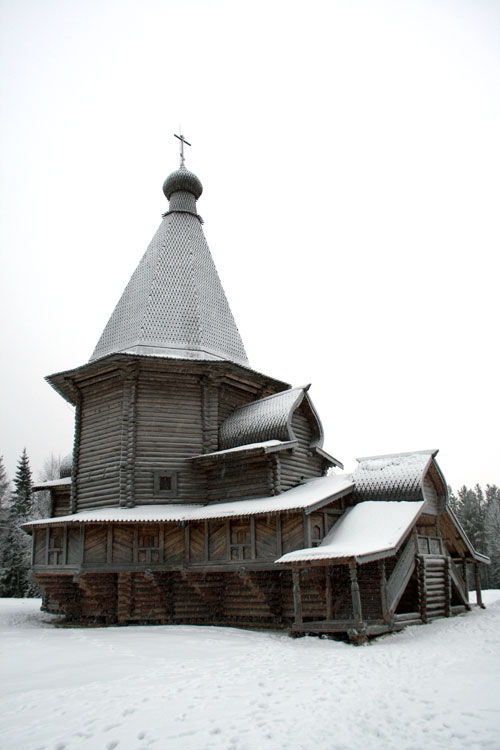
(219, 387), (306, 450)
(32, 477), (72, 491)
(89, 182), (249, 368)
(23, 473), (354, 528)
(276, 500), (426, 565)
(191, 439), (297, 461)
(353, 450), (437, 500)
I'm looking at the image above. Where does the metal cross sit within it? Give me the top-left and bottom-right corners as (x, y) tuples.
(174, 132), (191, 167)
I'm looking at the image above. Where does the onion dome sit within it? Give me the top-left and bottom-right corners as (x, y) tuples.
(163, 166), (203, 200)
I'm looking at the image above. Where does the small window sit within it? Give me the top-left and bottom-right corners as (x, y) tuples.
(158, 475), (171, 492)
(153, 470), (178, 497)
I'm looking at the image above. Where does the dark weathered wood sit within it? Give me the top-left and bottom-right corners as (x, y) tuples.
(325, 566), (334, 620)
(349, 562), (363, 627)
(474, 563), (485, 608)
(292, 568), (303, 625)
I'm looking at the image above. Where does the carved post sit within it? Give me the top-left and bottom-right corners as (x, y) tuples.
(349, 561), (363, 627)
(462, 559), (469, 603)
(474, 564), (485, 608)
(292, 567), (303, 625)
(325, 566), (334, 620)
(380, 559), (389, 623)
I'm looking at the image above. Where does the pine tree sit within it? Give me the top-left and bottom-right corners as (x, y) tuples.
(452, 485), (487, 554)
(0, 455), (10, 508)
(13, 448), (33, 518)
(0, 449), (35, 597)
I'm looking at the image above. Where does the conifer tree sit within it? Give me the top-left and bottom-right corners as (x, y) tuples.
(0, 455), (10, 508)
(13, 448), (33, 518)
(485, 485), (500, 588)
(0, 449), (34, 597)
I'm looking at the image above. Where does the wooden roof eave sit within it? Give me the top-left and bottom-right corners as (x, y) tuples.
(304, 484), (354, 514)
(286, 546), (398, 567)
(190, 440), (299, 465)
(46, 353), (291, 405)
(314, 446), (343, 469)
(445, 507), (491, 564)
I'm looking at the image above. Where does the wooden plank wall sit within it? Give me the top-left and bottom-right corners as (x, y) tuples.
(34, 569), (298, 628)
(204, 456), (273, 501)
(33, 512), (306, 569)
(217, 382), (260, 425)
(52, 488), (71, 517)
(134, 373), (205, 502)
(279, 406), (325, 490)
(422, 476), (438, 515)
(77, 377), (124, 510)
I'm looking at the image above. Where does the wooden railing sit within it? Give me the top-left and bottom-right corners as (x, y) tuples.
(386, 536), (416, 615)
(450, 560), (469, 605)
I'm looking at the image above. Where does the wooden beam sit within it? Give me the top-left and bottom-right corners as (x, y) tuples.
(276, 514), (282, 557)
(292, 568), (303, 625)
(106, 526), (113, 565)
(204, 520), (209, 563)
(474, 563), (485, 608)
(62, 526), (68, 566)
(303, 513), (311, 549)
(380, 559), (389, 623)
(349, 561), (363, 627)
(325, 566), (334, 620)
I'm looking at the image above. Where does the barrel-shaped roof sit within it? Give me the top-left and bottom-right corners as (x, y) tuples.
(219, 387), (308, 450)
(353, 450), (439, 501)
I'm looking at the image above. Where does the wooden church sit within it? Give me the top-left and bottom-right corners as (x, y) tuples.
(27, 139), (489, 642)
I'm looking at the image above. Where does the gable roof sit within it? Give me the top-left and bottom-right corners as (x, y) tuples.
(353, 449), (439, 501)
(90, 167), (248, 367)
(276, 500), (425, 565)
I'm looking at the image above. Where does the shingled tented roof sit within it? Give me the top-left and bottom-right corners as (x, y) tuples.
(353, 449), (439, 501)
(90, 166), (248, 367)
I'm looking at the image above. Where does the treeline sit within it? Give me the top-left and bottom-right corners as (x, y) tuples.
(449, 484), (500, 588)
(0, 450), (499, 596)
(0, 450), (51, 597)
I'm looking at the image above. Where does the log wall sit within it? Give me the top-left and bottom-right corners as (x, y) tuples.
(52, 487), (71, 517)
(33, 569), (298, 628)
(77, 376), (124, 511)
(204, 455), (273, 501)
(279, 406), (325, 491)
(134, 374), (205, 502)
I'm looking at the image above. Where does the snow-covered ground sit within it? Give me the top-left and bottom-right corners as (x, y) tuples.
(1, 594), (499, 750)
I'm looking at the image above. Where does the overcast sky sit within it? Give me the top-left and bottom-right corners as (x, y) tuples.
(1, 0), (499, 490)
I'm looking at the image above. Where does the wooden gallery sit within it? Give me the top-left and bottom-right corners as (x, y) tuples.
(27, 149), (489, 643)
